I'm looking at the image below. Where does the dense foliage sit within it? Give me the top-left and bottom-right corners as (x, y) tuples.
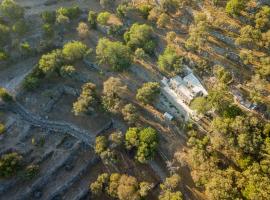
(96, 38), (131, 71)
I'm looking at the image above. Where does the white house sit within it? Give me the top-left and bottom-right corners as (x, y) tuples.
(161, 72), (208, 121)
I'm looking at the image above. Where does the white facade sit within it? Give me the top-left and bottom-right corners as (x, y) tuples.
(161, 73), (208, 121)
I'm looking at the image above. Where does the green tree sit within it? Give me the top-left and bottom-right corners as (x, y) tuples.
(205, 169), (241, 200)
(60, 65), (75, 78)
(41, 10), (56, 24)
(159, 174), (183, 200)
(136, 127), (158, 163)
(38, 49), (63, 76)
(239, 163), (270, 199)
(226, 0), (245, 16)
(77, 22), (90, 39)
(213, 65), (232, 84)
(12, 20), (28, 36)
(88, 11), (97, 28)
(190, 97), (211, 114)
(160, 0), (179, 13)
(158, 46), (183, 73)
(62, 41), (88, 62)
(235, 25), (262, 47)
(95, 136), (108, 155)
(90, 173), (109, 196)
(0, 152), (22, 178)
(73, 82), (97, 116)
(0, 23), (10, 45)
(0, 123), (5, 134)
(255, 6), (270, 30)
(157, 13), (170, 28)
(97, 11), (111, 25)
(136, 82), (160, 105)
(0, 87), (13, 102)
(121, 103), (139, 125)
(124, 23), (156, 55)
(0, 0), (24, 20)
(96, 38), (132, 71)
(125, 127), (140, 150)
(23, 164), (39, 180)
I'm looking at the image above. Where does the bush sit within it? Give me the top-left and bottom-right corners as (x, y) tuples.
(12, 20), (28, 35)
(100, 0), (114, 9)
(157, 13), (170, 28)
(23, 164), (39, 180)
(88, 11), (97, 28)
(158, 46), (183, 72)
(136, 82), (160, 105)
(235, 25), (262, 47)
(22, 76), (40, 90)
(62, 41), (88, 62)
(0, 123), (5, 134)
(0, 23), (10, 45)
(226, 0), (245, 16)
(96, 38), (132, 71)
(56, 6), (81, 20)
(0, 0), (24, 20)
(42, 23), (54, 38)
(77, 22), (90, 39)
(0, 87), (13, 102)
(138, 4), (152, 19)
(255, 6), (270, 30)
(73, 82), (97, 116)
(97, 12), (111, 25)
(41, 11), (56, 24)
(0, 50), (8, 61)
(60, 65), (75, 78)
(0, 152), (22, 178)
(122, 104), (139, 125)
(38, 49), (63, 75)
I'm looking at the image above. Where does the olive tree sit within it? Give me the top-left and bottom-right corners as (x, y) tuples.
(96, 38), (132, 71)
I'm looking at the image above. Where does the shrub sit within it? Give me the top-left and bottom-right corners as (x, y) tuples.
(42, 23), (54, 38)
(255, 6), (270, 30)
(41, 11), (56, 24)
(0, 87), (13, 102)
(138, 4), (152, 19)
(62, 41), (88, 62)
(0, 0), (24, 20)
(0, 152), (22, 178)
(88, 11), (97, 28)
(157, 13), (170, 28)
(77, 22), (90, 39)
(24, 164), (39, 180)
(136, 82), (160, 105)
(12, 20), (28, 35)
(122, 104), (139, 125)
(0, 50), (8, 61)
(38, 49), (63, 75)
(56, 6), (81, 20)
(73, 82), (97, 116)
(97, 12), (111, 25)
(158, 46), (183, 72)
(0, 23), (10, 45)
(60, 65), (75, 78)
(235, 25), (262, 47)
(0, 123), (5, 134)
(226, 0), (245, 16)
(22, 76), (40, 90)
